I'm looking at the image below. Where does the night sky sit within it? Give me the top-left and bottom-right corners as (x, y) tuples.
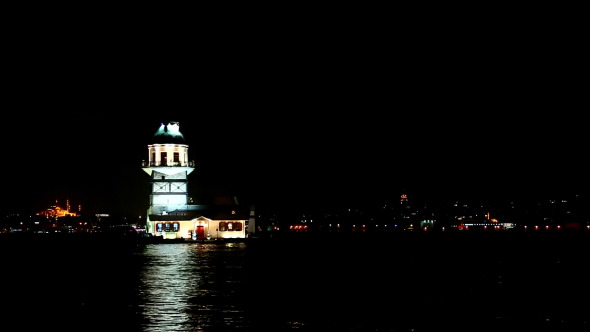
(2, 12), (587, 217)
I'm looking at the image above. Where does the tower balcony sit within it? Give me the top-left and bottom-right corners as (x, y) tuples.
(142, 160), (195, 168)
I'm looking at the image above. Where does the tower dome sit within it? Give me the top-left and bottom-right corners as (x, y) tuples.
(152, 121), (186, 144)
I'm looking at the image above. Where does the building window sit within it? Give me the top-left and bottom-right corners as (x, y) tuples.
(164, 222), (171, 232)
(219, 222), (227, 232)
(233, 222), (243, 232)
(161, 152), (167, 165)
(156, 223), (163, 232)
(174, 152), (180, 163)
(172, 222), (179, 232)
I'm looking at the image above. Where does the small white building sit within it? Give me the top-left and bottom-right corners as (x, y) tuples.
(146, 209), (248, 240)
(141, 121), (250, 240)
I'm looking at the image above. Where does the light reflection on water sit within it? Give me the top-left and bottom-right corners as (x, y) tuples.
(2, 233), (589, 331)
(137, 242), (249, 332)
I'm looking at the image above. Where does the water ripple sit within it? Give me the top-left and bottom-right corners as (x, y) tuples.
(137, 242), (248, 332)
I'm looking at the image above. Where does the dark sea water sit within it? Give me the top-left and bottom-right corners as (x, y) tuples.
(1, 232), (589, 332)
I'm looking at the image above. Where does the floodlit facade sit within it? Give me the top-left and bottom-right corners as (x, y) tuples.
(142, 121), (248, 240)
(36, 199), (78, 218)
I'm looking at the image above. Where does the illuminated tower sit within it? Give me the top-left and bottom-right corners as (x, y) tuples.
(141, 121), (248, 241)
(141, 122), (195, 233)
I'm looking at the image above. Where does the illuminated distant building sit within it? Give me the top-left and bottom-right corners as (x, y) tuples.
(400, 193), (408, 204)
(142, 121), (250, 240)
(36, 199), (78, 218)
